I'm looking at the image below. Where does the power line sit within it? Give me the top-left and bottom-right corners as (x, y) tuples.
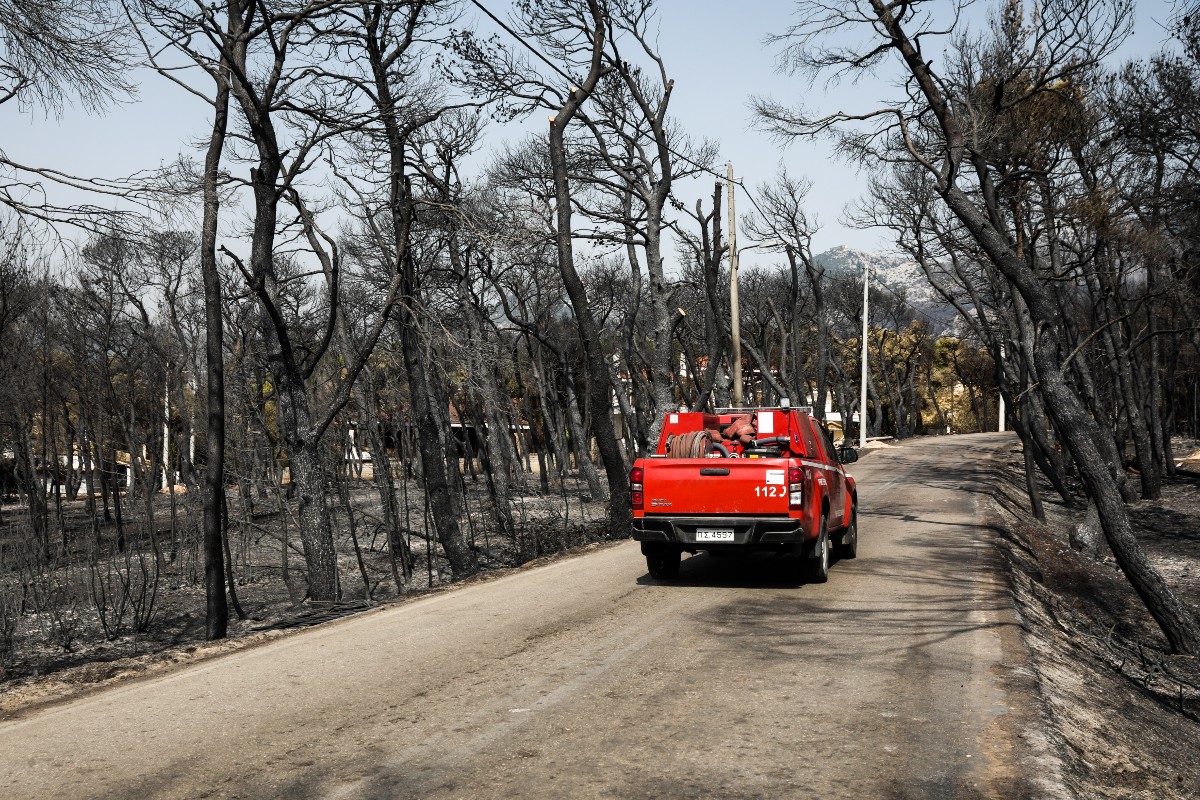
(465, 0), (578, 86)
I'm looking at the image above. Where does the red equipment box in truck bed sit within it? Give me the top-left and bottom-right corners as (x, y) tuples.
(630, 406), (859, 582)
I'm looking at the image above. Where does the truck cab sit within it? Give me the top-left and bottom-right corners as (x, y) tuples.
(630, 405), (858, 582)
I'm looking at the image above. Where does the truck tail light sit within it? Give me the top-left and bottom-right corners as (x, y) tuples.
(788, 466), (804, 509)
(630, 466), (644, 510)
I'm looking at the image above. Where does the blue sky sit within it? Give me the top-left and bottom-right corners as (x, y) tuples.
(3, 0), (1182, 261)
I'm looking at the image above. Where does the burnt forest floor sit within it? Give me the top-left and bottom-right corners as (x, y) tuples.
(0, 474), (614, 719)
(984, 436), (1200, 799)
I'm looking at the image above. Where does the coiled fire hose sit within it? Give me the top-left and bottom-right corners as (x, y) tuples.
(722, 415), (756, 445)
(666, 430), (719, 458)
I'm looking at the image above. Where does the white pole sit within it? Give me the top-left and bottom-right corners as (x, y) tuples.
(727, 162), (742, 408)
(163, 377), (171, 489)
(997, 343), (1006, 432)
(859, 265), (869, 449)
(189, 374), (197, 466)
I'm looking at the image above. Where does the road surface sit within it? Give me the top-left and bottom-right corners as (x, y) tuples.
(1, 433), (1049, 799)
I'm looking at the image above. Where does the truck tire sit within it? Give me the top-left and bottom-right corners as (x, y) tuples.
(804, 517), (830, 584)
(647, 548), (681, 580)
(836, 504), (858, 560)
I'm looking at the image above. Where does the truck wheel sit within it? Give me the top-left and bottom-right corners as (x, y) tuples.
(836, 505), (858, 560)
(647, 548), (681, 580)
(804, 518), (830, 584)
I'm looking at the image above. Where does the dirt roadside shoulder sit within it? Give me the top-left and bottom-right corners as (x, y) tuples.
(983, 443), (1200, 800)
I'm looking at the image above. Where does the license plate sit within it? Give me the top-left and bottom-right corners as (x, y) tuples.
(696, 528), (735, 542)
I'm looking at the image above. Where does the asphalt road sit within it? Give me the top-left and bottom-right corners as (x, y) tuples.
(0, 433), (1047, 799)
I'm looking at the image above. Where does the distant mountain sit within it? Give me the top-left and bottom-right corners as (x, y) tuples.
(814, 245), (919, 288)
(814, 246), (958, 330)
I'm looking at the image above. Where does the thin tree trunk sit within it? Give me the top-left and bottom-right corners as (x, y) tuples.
(398, 304), (477, 578)
(561, 358), (605, 500)
(196, 1), (237, 635)
(545, 4), (629, 532)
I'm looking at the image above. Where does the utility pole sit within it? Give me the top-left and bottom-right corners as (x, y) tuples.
(727, 162), (742, 408)
(859, 264), (869, 449)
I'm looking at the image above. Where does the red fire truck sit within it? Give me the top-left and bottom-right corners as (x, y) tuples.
(630, 404), (859, 582)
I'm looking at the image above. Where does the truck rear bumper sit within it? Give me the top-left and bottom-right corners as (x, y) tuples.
(632, 515), (807, 547)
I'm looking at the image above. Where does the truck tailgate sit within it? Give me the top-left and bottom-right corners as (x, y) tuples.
(642, 458), (793, 516)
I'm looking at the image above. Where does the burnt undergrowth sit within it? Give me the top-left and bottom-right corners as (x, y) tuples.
(984, 442), (1200, 799)
(0, 474), (612, 713)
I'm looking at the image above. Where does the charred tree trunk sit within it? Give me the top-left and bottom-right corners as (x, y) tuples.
(560, 357), (605, 500)
(866, 1), (1200, 645)
(397, 295), (477, 578)
(694, 184), (728, 412)
(528, 338), (567, 489)
(934, 175), (1200, 652)
(455, 250), (517, 541)
(545, 5), (629, 531)
(198, 1), (235, 637)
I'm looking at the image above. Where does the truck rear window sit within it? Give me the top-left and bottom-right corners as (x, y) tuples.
(798, 418), (820, 458)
